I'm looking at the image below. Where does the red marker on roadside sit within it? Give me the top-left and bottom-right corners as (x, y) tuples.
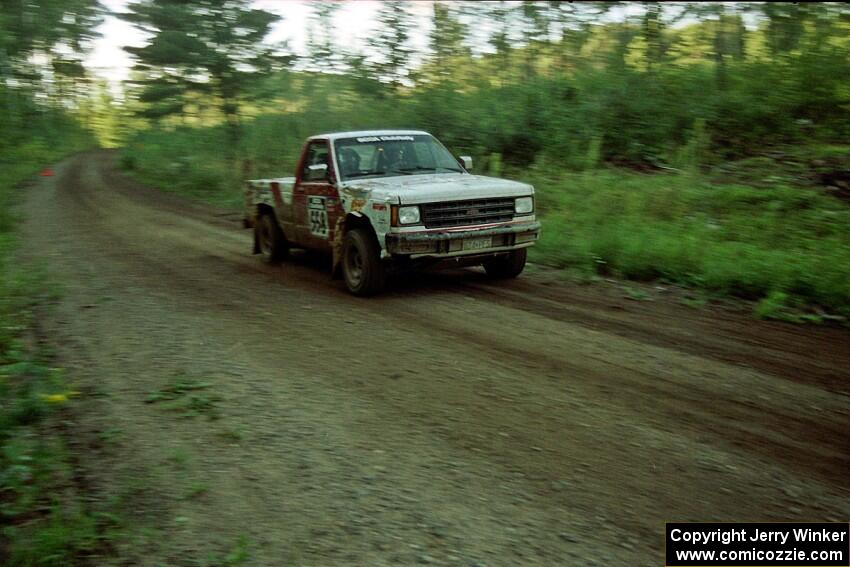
(40, 168), (54, 177)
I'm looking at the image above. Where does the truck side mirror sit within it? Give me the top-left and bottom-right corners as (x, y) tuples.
(306, 162), (328, 181)
(458, 156), (473, 171)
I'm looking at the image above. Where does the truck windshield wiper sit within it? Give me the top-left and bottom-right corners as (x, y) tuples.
(344, 171), (382, 178)
(398, 166), (463, 174)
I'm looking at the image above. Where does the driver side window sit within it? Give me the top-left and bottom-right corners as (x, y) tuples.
(301, 141), (330, 182)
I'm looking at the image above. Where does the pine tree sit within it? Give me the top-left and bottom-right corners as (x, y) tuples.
(0, 0), (101, 141)
(367, 0), (414, 88)
(122, 0), (289, 152)
(430, 1), (468, 78)
(0, 0), (102, 104)
(521, 1), (551, 77)
(306, 1), (341, 73)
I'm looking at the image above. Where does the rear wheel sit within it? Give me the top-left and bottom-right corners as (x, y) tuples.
(342, 228), (385, 296)
(483, 248), (527, 279)
(256, 213), (288, 263)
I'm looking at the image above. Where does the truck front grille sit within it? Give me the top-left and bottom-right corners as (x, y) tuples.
(421, 197), (515, 229)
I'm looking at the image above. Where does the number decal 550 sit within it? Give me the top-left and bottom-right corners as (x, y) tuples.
(308, 196), (329, 238)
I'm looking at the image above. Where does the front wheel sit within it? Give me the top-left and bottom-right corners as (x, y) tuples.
(483, 248), (527, 279)
(342, 228), (385, 296)
(256, 213), (288, 263)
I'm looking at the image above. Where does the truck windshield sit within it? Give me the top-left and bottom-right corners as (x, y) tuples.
(334, 134), (465, 181)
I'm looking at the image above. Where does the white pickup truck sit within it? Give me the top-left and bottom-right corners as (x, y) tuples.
(245, 130), (540, 295)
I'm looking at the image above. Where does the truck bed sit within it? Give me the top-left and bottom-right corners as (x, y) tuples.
(244, 177), (296, 222)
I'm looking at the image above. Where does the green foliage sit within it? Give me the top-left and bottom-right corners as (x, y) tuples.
(187, 535), (252, 567)
(0, 0), (102, 71)
(121, 0), (289, 151)
(115, 2), (850, 169)
(526, 166), (850, 320)
(585, 136), (603, 171)
(430, 3), (469, 63)
(221, 535), (251, 566)
(146, 374), (221, 420)
(306, 1), (343, 73)
(0, 102), (102, 563)
(367, 1), (415, 87)
(754, 291), (792, 320)
(4, 505), (100, 567)
(185, 481), (209, 500)
(0, 249), (110, 567)
(121, 126), (243, 208)
(676, 118), (709, 174)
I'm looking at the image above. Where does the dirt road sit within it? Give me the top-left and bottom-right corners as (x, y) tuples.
(21, 151), (850, 566)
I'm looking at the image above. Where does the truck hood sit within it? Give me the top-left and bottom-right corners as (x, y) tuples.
(339, 173), (533, 205)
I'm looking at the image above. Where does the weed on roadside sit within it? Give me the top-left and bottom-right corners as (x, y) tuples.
(679, 293), (710, 309)
(146, 374), (222, 420)
(0, 290), (121, 564)
(167, 447), (190, 468)
(212, 535), (251, 567)
(184, 481), (209, 500)
(622, 285), (651, 301)
(216, 426), (246, 444)
(753, 290), (831, 324)
(98, 427), (123, 444)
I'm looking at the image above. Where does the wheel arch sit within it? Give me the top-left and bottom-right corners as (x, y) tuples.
(331, 212), (379, 279)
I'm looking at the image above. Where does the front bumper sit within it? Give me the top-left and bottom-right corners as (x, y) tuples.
(385, 220), (541, 258)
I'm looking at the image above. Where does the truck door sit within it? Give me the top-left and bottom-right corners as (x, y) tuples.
(293, 139), (341, 250)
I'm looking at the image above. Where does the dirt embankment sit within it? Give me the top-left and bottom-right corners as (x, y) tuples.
(20, 150), (850, 566)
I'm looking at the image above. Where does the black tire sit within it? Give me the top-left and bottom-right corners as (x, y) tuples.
(342, 228), (385, 296)
(256, 213), (288, 263)
(483, 248), (527, 279)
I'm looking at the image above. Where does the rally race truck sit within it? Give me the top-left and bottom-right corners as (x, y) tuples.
(245, 130), (541, 296)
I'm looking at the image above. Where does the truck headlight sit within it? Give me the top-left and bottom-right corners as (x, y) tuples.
(515, 196), (534, 214)
(398, 205), (420, 225)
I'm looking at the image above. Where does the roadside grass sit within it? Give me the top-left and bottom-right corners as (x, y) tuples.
(0, 135), (127, 564)
(120, 125), (850, 323)
(523, 157), (850, 322)
(120, 126), (246, 210)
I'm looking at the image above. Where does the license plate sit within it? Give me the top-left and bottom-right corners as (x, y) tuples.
(463, 237), (492, 251)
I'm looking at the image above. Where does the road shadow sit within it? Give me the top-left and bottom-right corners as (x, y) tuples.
(277, 247), (498, 297)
